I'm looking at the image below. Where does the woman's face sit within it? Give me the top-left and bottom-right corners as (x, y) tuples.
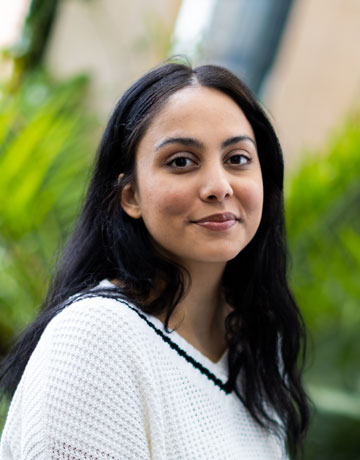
(121, 86), (263, 268)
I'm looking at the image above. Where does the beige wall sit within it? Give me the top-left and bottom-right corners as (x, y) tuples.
(45, 0), (360, 169)
(46, 0), (182, 117)
(263, 0), (360, 169)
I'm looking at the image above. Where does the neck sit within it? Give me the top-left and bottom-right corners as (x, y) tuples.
(155, 261), (232, 362)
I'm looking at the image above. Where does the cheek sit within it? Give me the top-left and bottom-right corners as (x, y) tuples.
(140, 182), (193, 219)
(239, 179), (264, 214)
(161, 199), (189, 217)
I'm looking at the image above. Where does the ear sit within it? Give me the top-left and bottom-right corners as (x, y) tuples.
(119, 174), (141, 219)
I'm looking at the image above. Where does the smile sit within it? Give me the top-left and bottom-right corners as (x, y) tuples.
(192, 213), (239, 232)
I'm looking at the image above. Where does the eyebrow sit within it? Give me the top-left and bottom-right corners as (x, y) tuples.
(221, 135), (257, 149)
(154, 135), (256, 152)
(155, 137), (204, 152)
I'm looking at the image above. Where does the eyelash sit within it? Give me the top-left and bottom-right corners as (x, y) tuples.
(166, 153), (252, 169)
(225, 154), (251, 166)
(167, 156), (195, 168)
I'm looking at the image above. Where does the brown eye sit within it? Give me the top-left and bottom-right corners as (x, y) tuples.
(168, 156), (195, 168)
(227, 154), (250, 165)
(174, 157), (188, 167)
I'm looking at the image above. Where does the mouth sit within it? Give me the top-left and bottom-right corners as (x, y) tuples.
(191, 213), (239, 231)
(193, 212), (239, 223)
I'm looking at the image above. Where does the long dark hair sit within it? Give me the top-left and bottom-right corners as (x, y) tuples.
(0, 61), (309, 458)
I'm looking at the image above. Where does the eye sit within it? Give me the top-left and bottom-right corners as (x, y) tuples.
(226, 153), (251, 166)
(167, 156), (195, 169)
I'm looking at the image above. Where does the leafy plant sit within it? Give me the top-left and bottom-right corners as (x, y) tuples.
(0, 71), (97, 359)
(285, 113), (360, 458)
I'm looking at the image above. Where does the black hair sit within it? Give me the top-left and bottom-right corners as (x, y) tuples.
(0, 61), (309, 458)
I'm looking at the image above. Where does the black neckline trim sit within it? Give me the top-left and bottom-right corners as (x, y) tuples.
(67, 291), (232, 394)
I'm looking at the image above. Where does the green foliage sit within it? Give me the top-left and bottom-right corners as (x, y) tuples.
(10, 0), (60, 70)
(0, 72), (97, 357)
(304, 411), (360, 460)
(0, 395), (9, 434)
(286, 116), (360, 332)
(285, 114), (360, 457)
(6, 0), (93, 85)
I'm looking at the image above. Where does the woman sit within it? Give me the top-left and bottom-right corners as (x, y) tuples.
(0, 62), (309, 459)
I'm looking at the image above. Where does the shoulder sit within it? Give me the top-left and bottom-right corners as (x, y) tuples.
(17, 294), (157, 405)
(2, 297), (156, 459)
(48, 294), (144, 339)
(36, 294), (153, 371)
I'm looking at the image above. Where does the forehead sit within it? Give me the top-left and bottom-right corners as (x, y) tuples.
(138, 86), (255, 147)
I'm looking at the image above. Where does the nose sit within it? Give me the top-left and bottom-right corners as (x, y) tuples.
(199, 165), (233, 202)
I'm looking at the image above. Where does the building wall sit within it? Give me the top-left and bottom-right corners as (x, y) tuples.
(263, 0), (360, 168)
(46, 0), (182, 117)
(45, 0), (360, 169)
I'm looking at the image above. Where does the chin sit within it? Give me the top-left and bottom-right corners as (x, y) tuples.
(189, 249), (242, 264)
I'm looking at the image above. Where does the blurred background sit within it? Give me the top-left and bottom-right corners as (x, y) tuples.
(0, 0), (359, 457)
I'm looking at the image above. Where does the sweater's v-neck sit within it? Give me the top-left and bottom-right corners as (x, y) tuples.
(96, 280), (230, 392)
(142, 311), (229, 376)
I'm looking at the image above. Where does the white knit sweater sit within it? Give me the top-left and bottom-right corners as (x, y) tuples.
(0, 280), (287, 459)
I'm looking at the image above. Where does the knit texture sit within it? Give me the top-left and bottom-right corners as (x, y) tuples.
(0, 280), (287, 459)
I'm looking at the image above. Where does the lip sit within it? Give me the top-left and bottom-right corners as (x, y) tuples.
(194, 212), (238, 223)
(192, 212), (239, 231)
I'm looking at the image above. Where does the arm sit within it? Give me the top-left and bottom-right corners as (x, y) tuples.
(8, 298), (154, 459)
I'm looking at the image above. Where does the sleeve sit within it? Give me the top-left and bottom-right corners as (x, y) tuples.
(13, 299), (155, 460)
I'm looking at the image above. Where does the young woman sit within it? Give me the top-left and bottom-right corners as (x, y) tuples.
(0, 62), (309, 459)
